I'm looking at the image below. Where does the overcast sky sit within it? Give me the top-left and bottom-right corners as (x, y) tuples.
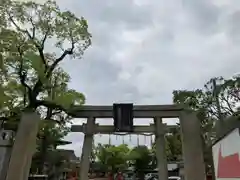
(20, 0), (240, 156)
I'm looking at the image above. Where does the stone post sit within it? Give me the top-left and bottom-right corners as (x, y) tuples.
(6, 111), (41, 180)
(154, 117), (168, 180)
(179, 111), (206, 180)
(0, 130), (14, 180)
(80, 117), (95, 180)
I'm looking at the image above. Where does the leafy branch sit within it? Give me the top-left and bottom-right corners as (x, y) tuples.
(1, 0), (91, 111)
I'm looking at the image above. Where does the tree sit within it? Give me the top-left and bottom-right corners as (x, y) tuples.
(172, 75), (240, 176)
(173, 75), (240, 144)
(128, 145), (152, 180)
(95, 144), (130, 173)
(31, 119), (70, 173)
(149, 131), (182, 172)
(173, 88), (217, 176)
(173, 89), (216, 142)
(0, 0), (91, 118)
(165, 128), (182, 162)
(0, 0), (91, 176)
(205, 76), (240, 119)
(93, 144), (109, 173)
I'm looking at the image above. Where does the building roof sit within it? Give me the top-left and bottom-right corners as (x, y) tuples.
(55, 140), (72, 146)
(56, 149), (78, 161)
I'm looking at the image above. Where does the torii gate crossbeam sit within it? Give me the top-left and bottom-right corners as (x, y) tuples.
(71, 104), (206, 180)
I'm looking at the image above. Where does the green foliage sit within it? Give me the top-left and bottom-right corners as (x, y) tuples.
(38, 120), (69, 144)
(150, 130), (182, 169)
(0, 0), (90, 128)
(129, 145), (152, 171)
(173, 75), (240, 143)
(0, 0), (91, 177)
(165, 129), (182, 161)
(94, 143), (154, 179)
(0, 0), (91, 110)
(94, 144), (130, 172)
(31, 120), (70, 174)
(172, 74), (240, 176)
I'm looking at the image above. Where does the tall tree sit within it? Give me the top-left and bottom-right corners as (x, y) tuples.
(0, 0), (91, 118)
(173, 75), (240, 143)
(0, 0), (91, 176)
(172, 74), (240, 176)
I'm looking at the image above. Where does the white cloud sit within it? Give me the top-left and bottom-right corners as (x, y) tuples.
(21, 0), (240, 156)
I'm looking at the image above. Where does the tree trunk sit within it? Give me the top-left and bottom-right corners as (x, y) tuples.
(209, 149), (216, 180)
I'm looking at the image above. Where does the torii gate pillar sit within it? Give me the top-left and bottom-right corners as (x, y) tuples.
(180, 111), (206, 180)
(79, 117), (95, 180)
(154, 117), (168, 180)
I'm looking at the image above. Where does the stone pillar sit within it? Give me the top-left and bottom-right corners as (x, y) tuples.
(154, 117), (168, 180)
(80, 117), (95, 180)
(6, 111), (41, 180)
(0, 130), (14, 180)
(179, 111), (206, 180)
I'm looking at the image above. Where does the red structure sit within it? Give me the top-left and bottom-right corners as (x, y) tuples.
(212, 127), (240, 180)
(217, 146), (240, 178)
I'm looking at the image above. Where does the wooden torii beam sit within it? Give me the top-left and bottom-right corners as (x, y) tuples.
(71, 124), (178, 134)
(68, 104), (184, 118)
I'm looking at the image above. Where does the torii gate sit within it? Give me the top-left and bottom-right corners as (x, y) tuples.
(70, 104), (206, 180)
(4, 104), (206, 180)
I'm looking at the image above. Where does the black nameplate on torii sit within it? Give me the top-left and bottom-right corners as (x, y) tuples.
(113, 103), (134, 132)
